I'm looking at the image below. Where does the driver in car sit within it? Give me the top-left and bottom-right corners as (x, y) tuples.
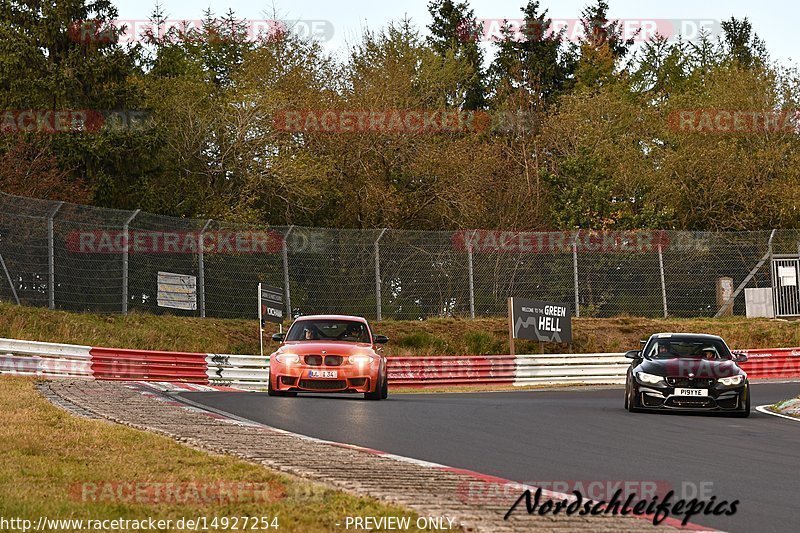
(341, 324), (365, 342)
(702, 348), (717, 360)
(658, 343), (670, 356)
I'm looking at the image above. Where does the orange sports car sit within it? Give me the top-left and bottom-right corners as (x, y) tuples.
(268, 315), (389, 400)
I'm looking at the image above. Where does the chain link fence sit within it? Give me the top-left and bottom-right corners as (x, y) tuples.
(0, 192), (797, 320)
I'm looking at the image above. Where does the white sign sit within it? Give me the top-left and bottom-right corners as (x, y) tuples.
(157, 271), (197, 310)
(778, 266), (797, 287)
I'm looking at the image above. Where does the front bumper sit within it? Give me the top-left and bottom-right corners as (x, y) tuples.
(271, 364), (377, 393)
(633, 381), (748, 411)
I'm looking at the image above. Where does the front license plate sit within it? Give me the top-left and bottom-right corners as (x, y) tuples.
(307, 370), (337, 379)
(675, 388), (708, 397)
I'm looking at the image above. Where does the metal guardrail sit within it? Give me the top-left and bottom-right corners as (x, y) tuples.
(1, 338), (799, 388)
(0, 338), (93, 378)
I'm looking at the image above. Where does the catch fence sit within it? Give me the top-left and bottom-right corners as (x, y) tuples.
(0, 192), (797, 320)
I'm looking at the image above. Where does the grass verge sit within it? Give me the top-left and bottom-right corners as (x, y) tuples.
(0, 376), (433, 532)
(0, 302), (797, 356)
(768, 396), (800, 418)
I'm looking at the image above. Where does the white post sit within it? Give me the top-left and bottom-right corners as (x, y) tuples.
(198, 219), (212, 317)
(258, 282), (264, 357)
(47, 202), (63, 310)
(572, 230), (580, 318)
(121, 209), (140, 314)
(282, 225), (294, 318)
(658, 243), (668, 318)
(467, 230), (476, 319)
(374, 228), (388, 321)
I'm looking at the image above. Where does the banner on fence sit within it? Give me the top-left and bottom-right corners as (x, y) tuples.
(156, 272), (197, 310)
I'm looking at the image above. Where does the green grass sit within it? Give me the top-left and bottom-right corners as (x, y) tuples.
(0, 377), (433, 532)
(0, 302), (797, 356)
(768, 397), (800, 418)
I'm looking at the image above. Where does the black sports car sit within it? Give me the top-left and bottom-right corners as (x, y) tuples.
(624, 333), (750, 417)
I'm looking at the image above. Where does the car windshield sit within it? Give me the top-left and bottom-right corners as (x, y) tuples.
(286, 319), (371, 343)
(644, 336), (732, 361)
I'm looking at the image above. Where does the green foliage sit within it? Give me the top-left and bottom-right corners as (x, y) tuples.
(0, 1), (797, 232)
(396, 332), (451, 354)
(464, 331), (503, 355)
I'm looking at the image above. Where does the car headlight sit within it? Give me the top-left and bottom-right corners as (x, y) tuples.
(718, 375), (745, 386)
(274, 353), (300, 365)
(348, 355), (373, 365)
(636, 371), (665, 385)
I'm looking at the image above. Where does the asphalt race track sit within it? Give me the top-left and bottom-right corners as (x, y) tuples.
(179, 382), (800, 533)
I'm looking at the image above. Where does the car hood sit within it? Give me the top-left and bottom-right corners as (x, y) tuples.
(638, 358), (743, 378)
(276, 341), (375, 356)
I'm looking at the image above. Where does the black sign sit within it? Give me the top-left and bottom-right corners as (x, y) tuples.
(510, 298), (572, 343)
(259, 284), (284, 325)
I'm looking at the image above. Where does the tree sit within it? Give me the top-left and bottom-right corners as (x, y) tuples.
(488, 1), (574, 108)
(427, 0), (486, 109)
(574, 0), (636, 89)
(720, 17), (768, 69)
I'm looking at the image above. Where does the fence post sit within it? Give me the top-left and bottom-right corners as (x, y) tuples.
(572, 230), (580, 318)
(374, 228), (388, 321)
(658, 242), (668, 318)
(47, 202), (63, 310)
(198, 219), (213, 317)
(467, 230), (476, 319)
(121, 209), (140, 315)
(282, 225), (294, 318)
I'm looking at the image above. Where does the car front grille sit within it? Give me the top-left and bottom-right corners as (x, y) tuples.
(303, 355), (344, 366)
(305, 355), (323, 366)
(666, 397), (714, 408)
(667, 377), (715, 388)
(324, 355), (343, 366)
(299, 379), (347, 390)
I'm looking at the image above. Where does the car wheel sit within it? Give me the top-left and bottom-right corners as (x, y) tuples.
(365, 371), (384, 401)
(380, 372), (388, 399)
(626, 385), (640, 413)
(732, 388), (751, 418)
(624, 382), (630, 410)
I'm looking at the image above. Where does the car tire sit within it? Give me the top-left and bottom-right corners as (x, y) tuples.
(624, 382), (630, 410)
(626, 385), (640, 413)
(732, 389), (751, 418)
(365, 371), (385, 401)
(380, 372), (388, 400)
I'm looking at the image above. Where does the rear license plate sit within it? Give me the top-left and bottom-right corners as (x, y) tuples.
(675, 388), (708, 397)
(307, 370), (337, 379)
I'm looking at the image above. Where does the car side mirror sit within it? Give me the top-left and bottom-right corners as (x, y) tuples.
(271, 333), (285, 343)
(624, 350), (641, 359)
(374, 334), (389, 344)
(731, 352), (748, 363)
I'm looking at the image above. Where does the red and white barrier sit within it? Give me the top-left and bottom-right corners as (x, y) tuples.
(738, 348), (800, 379)
(1, 337), (799, 389)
